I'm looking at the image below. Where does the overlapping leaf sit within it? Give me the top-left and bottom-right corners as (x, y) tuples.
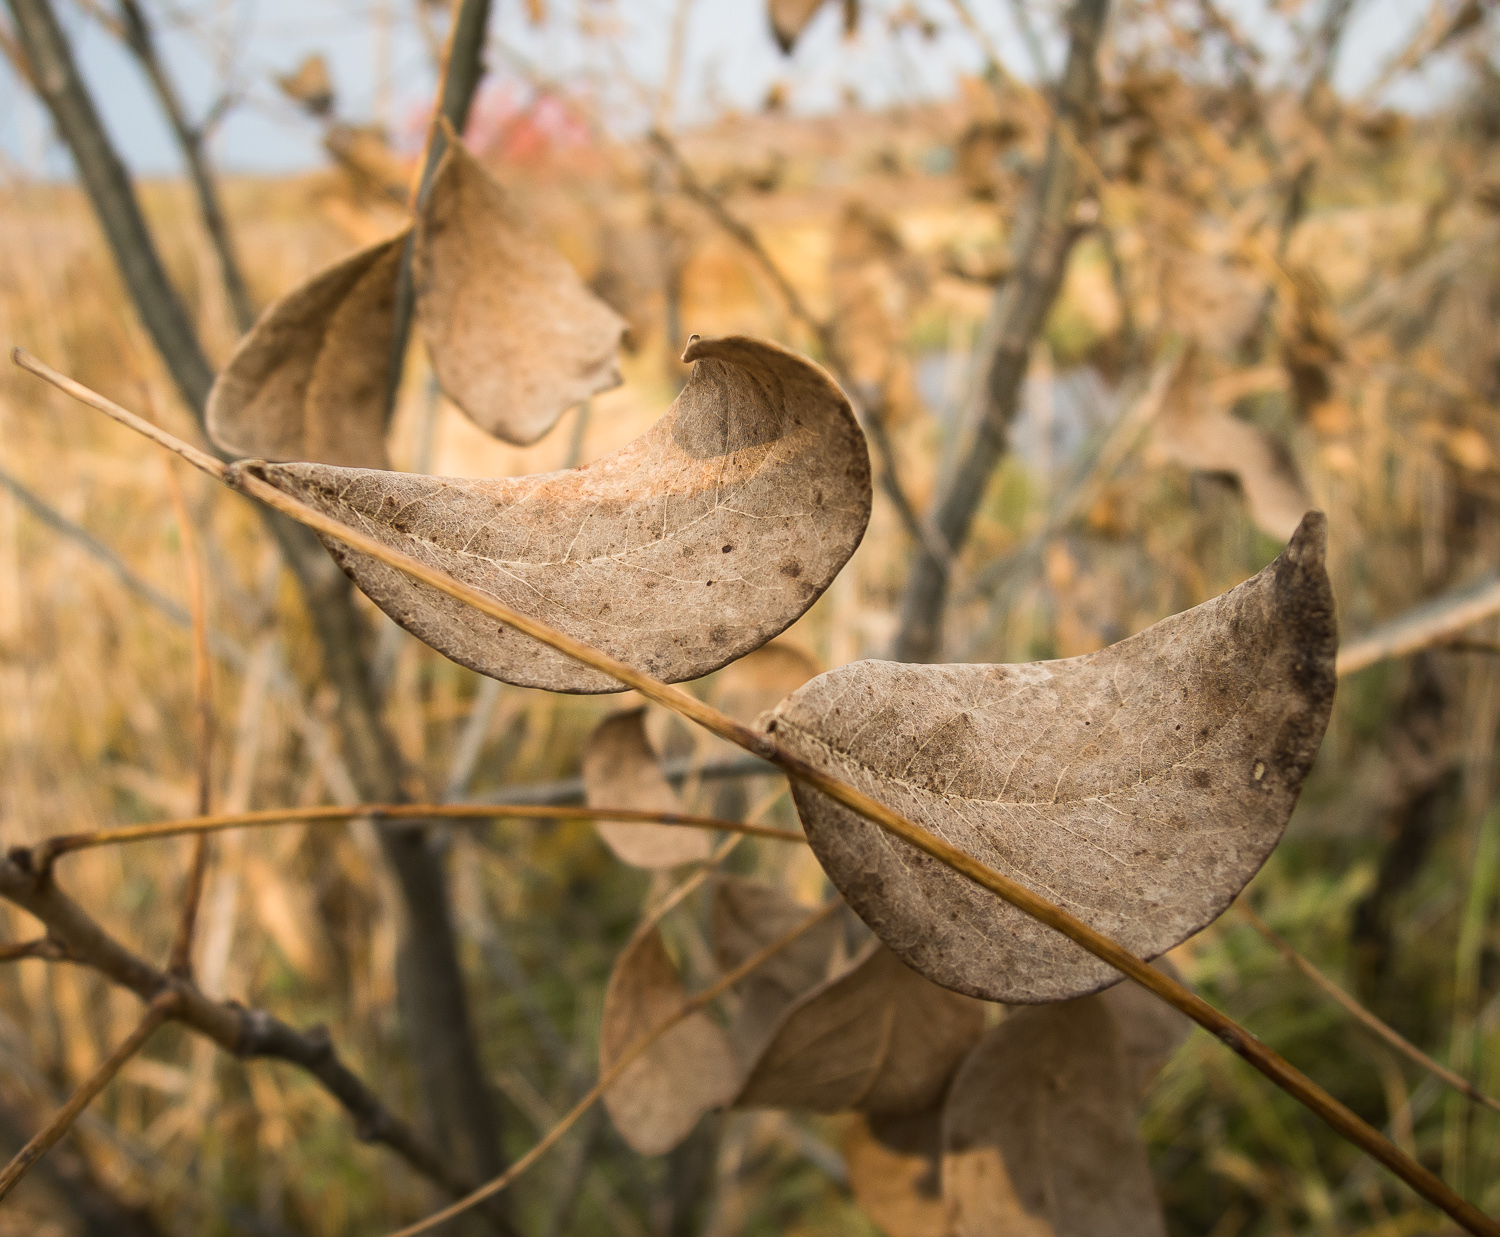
(582, 708), (711, 868)
(762, 514), (1337, 1002)
(734, 939), (985, 1116)
(942, 995), (1168, 1237)
(710, 877), (843, 1061)
(257, 335), (871, 692)
(843, 1108), (951, 1237)
(599, 923), (738, 1156)
(207, 234), (403, 469)
(208, 136), (624, 465)
(412, 138), (626, 446)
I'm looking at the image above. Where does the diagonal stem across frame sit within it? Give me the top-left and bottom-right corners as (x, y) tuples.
(12, 347), (1498, 1237)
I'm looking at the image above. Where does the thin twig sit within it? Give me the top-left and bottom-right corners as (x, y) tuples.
(1336, 575), (1500, 677)
(1236, 903), (1500, 1116)
(164, 461), (213, 977)
(0, 855), (497, 1219)
(31, 803), (804, 868)
(20, 351), (1498, 1235)
(0, 990), (178, 1202)
(383, 899), (842, 1237)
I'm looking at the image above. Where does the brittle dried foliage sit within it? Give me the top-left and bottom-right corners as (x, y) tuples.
(7, 3), (1500, 1234)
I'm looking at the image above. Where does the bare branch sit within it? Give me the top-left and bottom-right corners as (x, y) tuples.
(21, 350), (1500, 1237)
(4, 0), (215, 412)
(0, 938), (68, 962)
(891, 0), (1109, 662)
(1236, 903), (1500, 1116)
(0, 991), (178, 1202)
(0, 853), (503, 1225)
(1337, 575), (1500, 676)
(113, 0), (258, 332)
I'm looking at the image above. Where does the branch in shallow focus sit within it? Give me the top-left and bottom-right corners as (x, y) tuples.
(112, 0), (257, 333)
(0, 853), (507, 1229)
(0, 992), (177, 1202)
(891, 0), (1109, 662)
(1336, 575), (1500, 676)
(4, 0), (215, 413)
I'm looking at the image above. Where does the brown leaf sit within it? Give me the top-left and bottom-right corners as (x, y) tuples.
(762, 514), (1336, 1002)
(583, 708), (711, 869)
(1102, 959), (1193, 1101)
(710, 877), (842, 1061)
(600, 923), (738, 1156)
(207, 234), (403, 469)
(735, 940), (985, 1116)
(942, 997), (1167, 1237)
(713, 640), (822, 727)
(413, 138), (625, 446)
(258, 334), (872, 693)
(844, 1108), (953, 1237)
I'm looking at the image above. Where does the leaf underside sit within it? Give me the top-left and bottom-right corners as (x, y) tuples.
(764, 513), (1337, 1002)
(258, 335), (872, 692)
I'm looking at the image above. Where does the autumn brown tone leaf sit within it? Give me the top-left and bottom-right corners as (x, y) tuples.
(764, 514), (1337, 1002)
(712, 639), (821, 726)
(206, 234), (403, 469)
(582, 709), (711, 868)
(768, 0), (829, 52)
(844, 1108), (952, 1237)
(1104, 958), (1193, 1100)
(257, 334), (872, 693)
(735, 939), (984, 1115)
(413, 137), (625, 446)
(941, 996), (1167, 1237)
(710, 877), (842, 1061)
(599, 923), (738, 1156)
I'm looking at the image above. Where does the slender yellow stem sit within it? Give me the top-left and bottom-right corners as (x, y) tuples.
(0, 991), (178, 1201)
(32, 803), (804, 868)
(15, 348), (1498, 1237)
(384, 900), (841, 1237)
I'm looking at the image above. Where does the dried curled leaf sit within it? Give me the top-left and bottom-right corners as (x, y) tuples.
(735, 940), (984, 1116)
(844, 1108), (952, 1237)
(583, 709), (711, 869)
(207, 234), (403, 469)
(414, 138), (625, 446)
(258, 335), (871, 693)
(942, 997), (1167, 1237)
(711, 877), (842, 1061)
(763, 514), (1337, 1002)
(600, 924), (738, 1156)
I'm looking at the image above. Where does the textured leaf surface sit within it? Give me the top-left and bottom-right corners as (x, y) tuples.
(414, 139), (625, 445)
(259, 335), (871, 692)
(207, 234), (403, 469)
(710, 877), (842, 1062)
(844, 1108), (952, 1237)
(764, 514), (1336, 1001)
(941, 996), (1167, 1237)
(735, 939), (984, 1116)
(582, 709), (711, 868)
(600, 924), (738, 1156)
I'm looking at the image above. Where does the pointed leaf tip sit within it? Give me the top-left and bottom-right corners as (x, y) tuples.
(765, 524), (1338, 1002)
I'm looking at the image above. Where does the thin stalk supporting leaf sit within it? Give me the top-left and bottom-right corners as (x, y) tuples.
(15, 348), (1498, 1237)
